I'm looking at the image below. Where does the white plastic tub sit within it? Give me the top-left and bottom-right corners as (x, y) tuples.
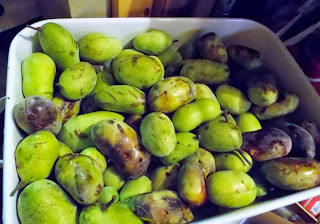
(3, 18), (320, 224)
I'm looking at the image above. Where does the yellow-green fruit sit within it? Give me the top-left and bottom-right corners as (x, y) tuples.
(172, 99), (221, 132)
(157, 48), (182, 67)
(37, 22), (80, 70)
(22, 52), (56, 99)
(198, 32), (228, 64)
(148, 77), (196, 113)
(133, 29), (173, 55)
(52, 93), (81, 123)
(135, 190), (194, 224)
(195, 83), (219, 102)
(124, 115), (143, 133)
(95, 85), (146, 115)
(112, 54), (164, 89)
(81, 147), (107, 173)
(116, 49), (144, 58)
(58, 111), (124, 152)
(78, 33), (123, 63)
(14, 96), (62, 135)
(92, 67), (115, 95)
(103, 165), (125, 190)
(58, 141), (73, 157)
(236, 113), (262, 133)
(206, 170), (257, 208)
(214, 151), (253, 173)
(17, 179), (77, 224)
(161, 132), (199, 165)
(252, 93), (299, 120)
(183, 148), (215, 177)
(92, 119), (151, 179)
(58, 62), (97, 100)
(120, 176), (152, 201)
(180, 60), (229, 85)
(178, 163), (206, 207)
(140, 112), (176, 157)
(97, 186), (119, 204)
(55, 153), (104, 205)
(261, 157), (320, 190)
(216, 85), (251, 115)
(13, 131), (59, 193)
(196, 115), (242, 152)
(151, 164), (180, 191)
(80, 202), (142, 224)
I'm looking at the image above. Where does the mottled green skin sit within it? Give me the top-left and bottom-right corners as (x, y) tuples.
(58, 111), (124, 152)
(252, 93), (299, 120)
(15, 131), (59, 187)
(261, 157), (320, 190)
(92, 119), (150, 179)
(135, 190), (194, 224)
(58, 62), (97, 100)
(148, 77), (196, 113)
(97, 186), (119, 204)
(120, 176), (152, 201)
(178, 163), (206, 207)
(216, 85), (251, 115)
(247, 75), (278, 107)
(151, 164), (180, 191)
(206, 171), (257, 208)
(198, 32), (228, 64)
(181, 60), (229, 85)
(157, 48), (182, 67)
(38, 22), (80, 70)
(81, 147), (107, 173)
(133, 29), (173, 55)
(92, 68), (115, 95)
(183, 148), (215, 177)
(214, 151), (253, 173)
(22, 53), (56, 99)
(195, 83), (219, 102)
(18, 179), (77, 224)
(172, 99), (221, 132)
(103, 165), (125, 190)
(112, 54), (164, 89)
(52, 93), (81, 123)
(14, 96), (62, 135)
(236, 112), (262, 133)
(78, 33), (122, 63)
(161, 132), (199, 165)
(140, 112), (176, 157)
(58, 141), (73, 157)
(80, 202), (142, 224)
(95, 85), (146, 115)
(55, 153), (104, 205)
(196, 115), (242, 152)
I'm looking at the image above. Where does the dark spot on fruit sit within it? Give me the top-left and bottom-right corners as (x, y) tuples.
(27, 114), (36, 120)
(108, 119), (115, 124)
(69, 51), (75, 56)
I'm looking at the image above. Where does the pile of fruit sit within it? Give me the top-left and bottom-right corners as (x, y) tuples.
(10, 22), (320, 224)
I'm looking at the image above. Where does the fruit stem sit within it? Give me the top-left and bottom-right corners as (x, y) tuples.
(10, 181), (25, 197)
(222, 110), (229, 122)
(26, 25), (42, 32)
(100, 197), (115, 211)
(237, 149), (252, 167)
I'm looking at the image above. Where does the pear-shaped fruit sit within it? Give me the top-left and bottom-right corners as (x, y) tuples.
(81, 147), (107, 173)
(78, 33), (122, 63)
(18, 179), (77, 224)
(55, 153), (104, 205)
(196, 115), (242, 152)
(214, 150), (253, 173)
(183, 148), (215, 177)
(97, 186), (119, 204)
(236, 112), (262, 133)
(80, 202), (142, 224)
(11, 131), (59, 196)
(22, 52), (56, 99)
(28, 22), (80, 70)
(119, 176), (152, 201)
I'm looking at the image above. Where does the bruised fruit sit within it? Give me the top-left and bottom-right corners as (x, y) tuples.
(52, 93), (81, 123)
(183, 148), (215, 177)
(228, 45), (262, 70)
